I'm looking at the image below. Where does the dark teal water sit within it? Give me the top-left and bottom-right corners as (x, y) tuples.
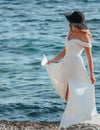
(0, 0), (100, 122)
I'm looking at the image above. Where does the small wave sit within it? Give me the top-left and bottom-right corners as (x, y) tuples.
(0, 102), (63, 121)
(20, 19), (39, 23)
(0, 87), (11, 92)
(87, 18), (100, 23)
(11, 14), (27, 18)
(0, 0), (25, 6)
(44, 18), (62, 23)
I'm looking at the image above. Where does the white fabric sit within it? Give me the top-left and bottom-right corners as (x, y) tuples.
(41, 37), (98, 129)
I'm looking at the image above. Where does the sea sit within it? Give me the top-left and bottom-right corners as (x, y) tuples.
(0, 0), (100, 122)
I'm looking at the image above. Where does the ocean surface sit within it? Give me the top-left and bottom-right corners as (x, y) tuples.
(0, 0), (100, 122)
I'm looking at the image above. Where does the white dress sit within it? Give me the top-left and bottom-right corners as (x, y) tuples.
(41, 36), (98, 129)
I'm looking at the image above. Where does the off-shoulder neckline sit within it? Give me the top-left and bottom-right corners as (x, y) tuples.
(67, 38), (91, 44)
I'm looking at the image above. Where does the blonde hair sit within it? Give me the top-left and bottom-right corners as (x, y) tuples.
(69, 24), (92, 42)
(73, 23), (92, 39)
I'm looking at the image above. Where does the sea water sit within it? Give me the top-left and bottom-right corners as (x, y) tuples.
(0, 0), (100, 122)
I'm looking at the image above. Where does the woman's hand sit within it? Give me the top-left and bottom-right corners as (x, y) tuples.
(84, 46), (96, 85)
(90, 74), (96, 84)
(47, 47), (66, 65)
(47, 60), (54, 64)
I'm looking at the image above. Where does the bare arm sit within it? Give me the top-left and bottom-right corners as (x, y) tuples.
(84, 47), (93, 76)
(47, 47), (66, 64)
(84, 47), (96, 84)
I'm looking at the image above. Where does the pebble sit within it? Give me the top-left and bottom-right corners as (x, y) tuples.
(0, 121), (99, 130)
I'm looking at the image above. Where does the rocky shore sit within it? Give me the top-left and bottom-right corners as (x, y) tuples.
(0, 114), (99, 130)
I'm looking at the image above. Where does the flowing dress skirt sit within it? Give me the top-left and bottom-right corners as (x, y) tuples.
(41, 54), (98, 129)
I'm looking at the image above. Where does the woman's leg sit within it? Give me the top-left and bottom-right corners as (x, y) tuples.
(65, 85), (69, 102)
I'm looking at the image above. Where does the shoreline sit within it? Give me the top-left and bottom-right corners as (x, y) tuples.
(0, 121), (59, 130)
(0, 114), (100, 130)
(0, 121), (99, 130)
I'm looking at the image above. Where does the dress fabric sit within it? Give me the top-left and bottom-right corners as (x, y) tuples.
(41, 37), (98, 129)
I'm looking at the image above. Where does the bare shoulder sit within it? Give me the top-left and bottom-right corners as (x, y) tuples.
(81, 31), (92, 43)
(84, 34), (91, 43)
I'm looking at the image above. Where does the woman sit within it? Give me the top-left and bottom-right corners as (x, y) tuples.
(41, 11), (98, 129)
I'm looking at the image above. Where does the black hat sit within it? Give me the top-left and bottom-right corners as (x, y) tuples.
(64, 11), (88, 29)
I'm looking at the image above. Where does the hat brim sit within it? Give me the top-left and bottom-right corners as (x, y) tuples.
(64, 13), (72, 23)
(64, 13), (88, 29)
(81, 21), (88, 29)
(72, 21), (88, 29)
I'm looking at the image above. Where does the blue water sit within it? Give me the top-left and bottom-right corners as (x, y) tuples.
(0, 0), (100, 122)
